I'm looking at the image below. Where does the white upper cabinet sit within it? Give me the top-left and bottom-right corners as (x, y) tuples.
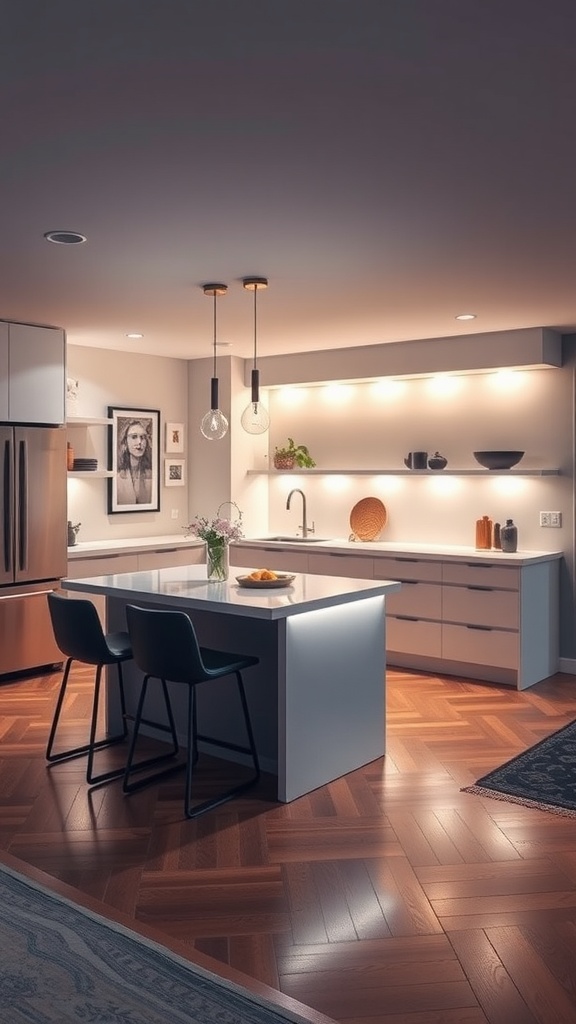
(0, 321), (65, 424)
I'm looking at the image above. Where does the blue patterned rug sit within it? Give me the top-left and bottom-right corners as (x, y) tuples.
(0, 861), (324, 1024)
(463, 718), (576, 817)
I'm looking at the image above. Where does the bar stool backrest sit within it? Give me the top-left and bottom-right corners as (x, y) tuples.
(126, 605), (208, 684)
(47, 591), (115, 667)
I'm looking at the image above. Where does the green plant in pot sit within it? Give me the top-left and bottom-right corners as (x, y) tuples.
(273, 438), (316, 470)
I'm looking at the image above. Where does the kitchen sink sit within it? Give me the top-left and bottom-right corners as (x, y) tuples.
(251, 536), (332, 543)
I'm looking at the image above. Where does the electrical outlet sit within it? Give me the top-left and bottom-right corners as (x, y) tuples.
(171, 509), (179, 520)
(540, 511), (562, 527)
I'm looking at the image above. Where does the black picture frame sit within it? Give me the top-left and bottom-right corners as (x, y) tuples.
(108, 406), (160, 513)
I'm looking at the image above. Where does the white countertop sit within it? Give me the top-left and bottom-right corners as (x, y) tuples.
(67, 535), (203, 558)
(67, 533), (562, 567)
(62, 564), (401, 620)
(237, 537), (563, 566)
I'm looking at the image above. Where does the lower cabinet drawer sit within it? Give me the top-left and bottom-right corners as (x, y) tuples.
(67, 554), (139, 577)
(374, 556), (441, 582)
(386, 582), (442, 619)
(230, 546), (309, 574)
(137, 547), (203, 570)
(442, 562), (519, 590)
(386, 615), (442, 658)
(442, 585), (518, 629)
(308, 552), (373, 579)
(442, 623), (518, 669)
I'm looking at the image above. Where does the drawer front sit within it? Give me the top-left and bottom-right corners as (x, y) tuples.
(138, 547), (203, 570)
(442, 623), (518, 669)
(373, 556), (442, 582)
(386, 582), (442, 619)
(308, 552), (373, 579)
(442, 562), (519, 590)
(67, 554), (139, 578)
(230, 546), (309, 574)
(386, 615), (442, 658)
(443, 586), (518, 629)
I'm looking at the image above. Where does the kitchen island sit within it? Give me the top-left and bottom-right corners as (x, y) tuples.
(62, 564), (401, 802)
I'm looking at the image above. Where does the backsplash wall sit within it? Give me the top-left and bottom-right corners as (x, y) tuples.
(262, 365), (573, 553)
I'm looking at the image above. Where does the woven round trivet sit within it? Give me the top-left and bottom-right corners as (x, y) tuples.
(349, 497), (388, 541)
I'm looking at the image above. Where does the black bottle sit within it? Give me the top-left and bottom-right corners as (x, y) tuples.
(500, 519), (518, 553)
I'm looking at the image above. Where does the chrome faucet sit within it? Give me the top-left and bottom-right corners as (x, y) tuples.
(286, 488), (315, 538)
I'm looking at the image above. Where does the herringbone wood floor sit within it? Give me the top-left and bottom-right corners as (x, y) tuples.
(1, 662), (576, 1024)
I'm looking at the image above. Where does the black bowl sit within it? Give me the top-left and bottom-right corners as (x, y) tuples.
(473, 450), (525, 470)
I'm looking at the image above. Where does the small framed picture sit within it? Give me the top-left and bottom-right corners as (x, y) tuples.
(108, 407), (160, 513)
(165, 421), (184, 453)
(164, 458), (186, 487)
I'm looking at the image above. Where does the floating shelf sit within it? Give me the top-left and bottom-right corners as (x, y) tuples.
(247, 468), (561, 477)
(67, 470), (113, 478)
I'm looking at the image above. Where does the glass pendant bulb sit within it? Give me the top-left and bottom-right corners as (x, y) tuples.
(241, 276), (269, 434)
(200, 283), (228, 441)
(201, 378), (229, 439)
(201, 409), (229, 439)
(241, 367), (269, 433)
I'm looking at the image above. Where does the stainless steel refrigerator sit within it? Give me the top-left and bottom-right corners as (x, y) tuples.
(0, 425), (67, 676)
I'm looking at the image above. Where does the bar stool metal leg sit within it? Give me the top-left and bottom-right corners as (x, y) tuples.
(122, 674), (184, 793)
(46, 657), (128, 786)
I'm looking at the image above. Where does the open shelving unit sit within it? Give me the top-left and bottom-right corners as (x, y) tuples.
(66, 416), (113, 477)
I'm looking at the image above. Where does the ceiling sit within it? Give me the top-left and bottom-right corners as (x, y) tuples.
(2, 1), (576, 362)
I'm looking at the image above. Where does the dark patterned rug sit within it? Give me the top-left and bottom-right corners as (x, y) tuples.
(463, 718), (576, 817)
(0, 861), (324, 1024)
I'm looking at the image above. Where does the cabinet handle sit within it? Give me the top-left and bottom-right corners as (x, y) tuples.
(467, 585), (494, 591)
(465, 624), (493, 631)
(394, 557), (419, 563)
(465, 562), (493, 568)
(154, 548), (178, 553)
(394, 614), (419, 621)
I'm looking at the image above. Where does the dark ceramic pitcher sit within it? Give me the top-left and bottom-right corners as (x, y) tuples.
(404, 451), (428, 469)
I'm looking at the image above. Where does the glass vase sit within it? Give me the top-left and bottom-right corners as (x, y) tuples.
(206, 541), (229, 581)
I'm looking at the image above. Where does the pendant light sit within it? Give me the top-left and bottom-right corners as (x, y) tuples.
(241, 276), (270, 434)
(200, 283), (229, 441)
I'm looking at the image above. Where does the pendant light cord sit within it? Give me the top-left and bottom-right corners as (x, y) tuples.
(252, 285), (258, 371)
(212, 290), (218, 378)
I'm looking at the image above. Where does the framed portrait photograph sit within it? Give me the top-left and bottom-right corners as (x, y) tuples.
(108, 407), (160, 513)
(164, 458), (186, 487)
(165, 421), (185, 453)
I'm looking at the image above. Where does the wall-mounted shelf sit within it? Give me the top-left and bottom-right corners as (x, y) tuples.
(247, 468), (561, 477)
(66, 416), (113, 426)
(67, 470), (113, 478)
(66, 417), (112, 478)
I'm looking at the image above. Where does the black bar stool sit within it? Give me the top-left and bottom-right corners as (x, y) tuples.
(123, 603), (261, 819)
(45, 591), (133, 785)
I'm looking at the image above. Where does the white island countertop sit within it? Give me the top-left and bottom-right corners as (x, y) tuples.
(63, 563), (401, 620)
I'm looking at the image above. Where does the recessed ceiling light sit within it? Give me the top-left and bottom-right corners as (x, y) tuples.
(44, 230), (87, 245)
(455, 313), (477, 321)
(126, 333), (144, 339)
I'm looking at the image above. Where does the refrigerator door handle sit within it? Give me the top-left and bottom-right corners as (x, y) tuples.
(3, 438), (13, 573)
(17, 438), (28, 572)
